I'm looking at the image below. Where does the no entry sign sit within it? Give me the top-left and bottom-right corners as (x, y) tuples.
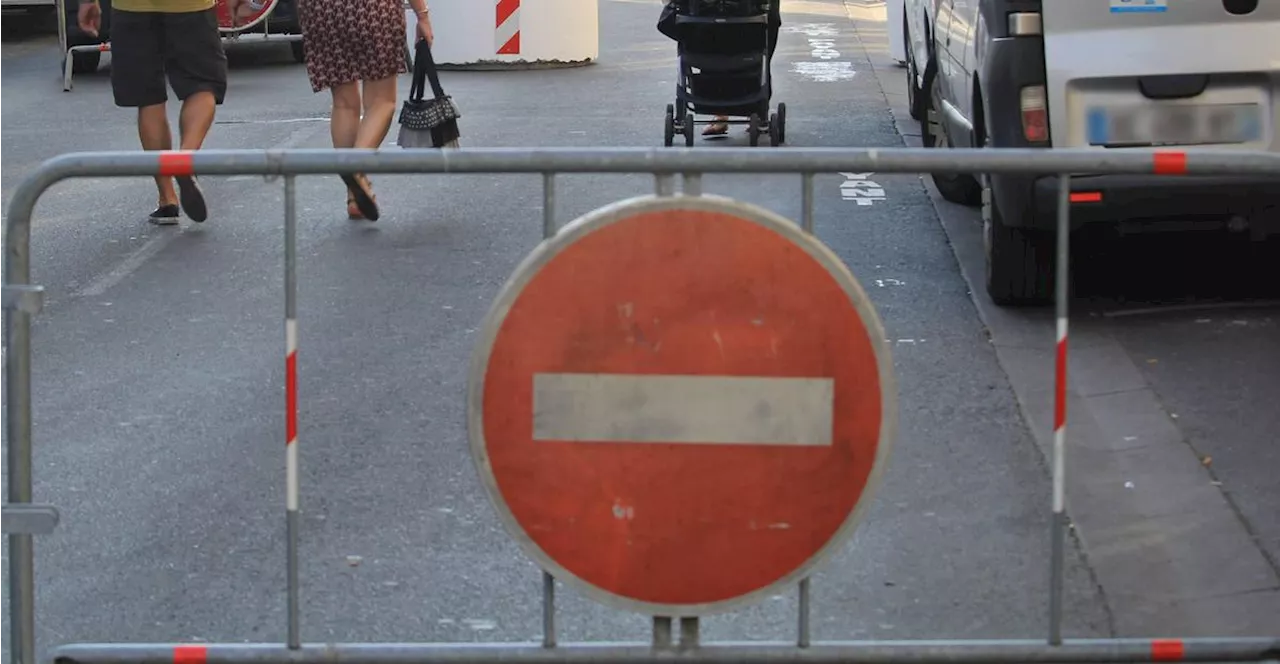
(467, 195), (896, 615)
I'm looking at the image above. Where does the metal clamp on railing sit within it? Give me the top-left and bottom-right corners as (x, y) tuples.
(1, 505), (60, 535)
(3, 284), (45, 315)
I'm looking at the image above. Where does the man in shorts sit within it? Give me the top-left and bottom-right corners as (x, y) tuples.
(77, 0), (226, 224)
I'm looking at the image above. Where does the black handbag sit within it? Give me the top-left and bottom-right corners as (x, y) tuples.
(397, 38), (461, 148)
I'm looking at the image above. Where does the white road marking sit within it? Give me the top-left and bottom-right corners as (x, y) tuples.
(784, 22), (855, 81)
(781, 23), (839, 38)
(792, 61), (856, 82)
(71, 122), (325, 299)
(840, 172), (887, 206)
(75, 232), (181, 298)
(532, 373), (834, 446)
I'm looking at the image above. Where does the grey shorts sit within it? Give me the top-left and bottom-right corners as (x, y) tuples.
(109, 7), (228, 108)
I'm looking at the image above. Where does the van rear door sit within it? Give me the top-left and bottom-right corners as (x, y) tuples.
(1041, 0), (1280, 151)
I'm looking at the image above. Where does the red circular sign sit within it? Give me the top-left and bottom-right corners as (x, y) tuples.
(468, 195), (895, 615)
(216, 0), (278, 32)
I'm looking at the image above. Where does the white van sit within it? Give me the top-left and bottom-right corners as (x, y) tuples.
(916, 0), (1280, 305)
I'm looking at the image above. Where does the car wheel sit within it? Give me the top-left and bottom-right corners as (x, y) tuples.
(922, 69), (981, 205)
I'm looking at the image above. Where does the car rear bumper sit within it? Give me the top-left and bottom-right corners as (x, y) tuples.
(993, 173), (1280, 230)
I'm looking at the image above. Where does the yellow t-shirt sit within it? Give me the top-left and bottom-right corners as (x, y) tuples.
(112, 0), (215, 12)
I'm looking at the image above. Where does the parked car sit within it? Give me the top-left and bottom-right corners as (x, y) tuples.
(918, 0), (1280, 305)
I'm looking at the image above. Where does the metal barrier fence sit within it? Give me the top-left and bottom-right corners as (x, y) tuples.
(5, 147), (1280, 664)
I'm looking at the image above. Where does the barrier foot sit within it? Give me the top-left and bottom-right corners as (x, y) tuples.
(1, 504), (59, 535)
(2, 284), (44, 314)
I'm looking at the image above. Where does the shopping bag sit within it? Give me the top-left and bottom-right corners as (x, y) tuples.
(397, 38), (461, 148)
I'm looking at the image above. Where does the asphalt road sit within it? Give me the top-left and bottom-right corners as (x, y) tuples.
(1, 0), (1275, 658)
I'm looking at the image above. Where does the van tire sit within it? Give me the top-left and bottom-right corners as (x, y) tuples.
(922, 68), (981, 205)
(984, 180), (1054, 306)
(905, 16), (924, 121)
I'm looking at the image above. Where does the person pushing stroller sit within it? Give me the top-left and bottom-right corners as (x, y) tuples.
(658, 0), (783, 140)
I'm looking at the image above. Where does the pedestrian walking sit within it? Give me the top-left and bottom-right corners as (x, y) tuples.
(301, 0), (434, 222)
(659, 0), (781, 136)
(77, 0), (226, 224)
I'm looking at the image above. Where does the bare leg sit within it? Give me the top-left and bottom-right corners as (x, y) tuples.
(178, 90), (217, 150)
(354, 75), (398, 149)
(138, 103), (178, 206)
(330, 81), (378, 219)
(330, 81), (362, 148)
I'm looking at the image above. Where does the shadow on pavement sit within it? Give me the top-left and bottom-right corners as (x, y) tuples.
(1072, 230), (1280, 312)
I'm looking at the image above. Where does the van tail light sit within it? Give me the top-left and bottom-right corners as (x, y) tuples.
(1007, 12), (1042, 36)
(1020, 85), (1049, 143)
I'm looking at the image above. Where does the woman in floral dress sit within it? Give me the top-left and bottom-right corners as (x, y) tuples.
(301, 0), (434, 220)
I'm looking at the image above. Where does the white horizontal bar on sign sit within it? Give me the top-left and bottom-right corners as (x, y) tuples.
(532, 373), (834, 446)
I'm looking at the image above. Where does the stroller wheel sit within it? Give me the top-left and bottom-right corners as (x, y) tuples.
(684, 112), (696, 147)
(748, 114), (762, 147)
(664, 104), (675, 147)
(768, 112), (781, 147)
(777, 103), (787, 144)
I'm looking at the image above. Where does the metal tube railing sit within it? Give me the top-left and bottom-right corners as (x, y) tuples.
(46, 638), (1280, 664)
(12, 147), (1280, 182)
(7, 147), (1280, 664)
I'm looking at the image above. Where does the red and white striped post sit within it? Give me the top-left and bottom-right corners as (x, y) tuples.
(1048, 172), (1071, 646)
(1048, 150), (1189, 646)
(496, 0), (520, 55)
(283, 175), (301, 650)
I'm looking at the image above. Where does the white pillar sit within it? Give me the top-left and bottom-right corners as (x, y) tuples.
(886, 0), (906, 64)
(406, 0), (599, 69)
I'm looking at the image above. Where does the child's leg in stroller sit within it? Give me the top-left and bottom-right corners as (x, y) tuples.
(704, 116), (730, 135)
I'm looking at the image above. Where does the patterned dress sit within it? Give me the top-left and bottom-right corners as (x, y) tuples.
(300, 0), (408, 93)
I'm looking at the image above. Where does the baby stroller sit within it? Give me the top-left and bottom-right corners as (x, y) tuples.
(660, 0), (786, 147)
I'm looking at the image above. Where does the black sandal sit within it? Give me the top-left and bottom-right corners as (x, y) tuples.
(340, 173), (379, 221)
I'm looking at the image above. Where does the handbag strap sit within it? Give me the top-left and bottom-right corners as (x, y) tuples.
(409, 38), (448, 102)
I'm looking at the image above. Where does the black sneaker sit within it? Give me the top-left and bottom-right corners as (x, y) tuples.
(148, 203), (181, 226)
(176, 176), (208, 223)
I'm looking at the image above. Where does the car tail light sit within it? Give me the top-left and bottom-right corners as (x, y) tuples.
(1020, 85), (1049, 143)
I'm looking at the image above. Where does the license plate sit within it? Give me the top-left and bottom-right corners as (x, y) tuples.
(1087, 103), (1263, 147)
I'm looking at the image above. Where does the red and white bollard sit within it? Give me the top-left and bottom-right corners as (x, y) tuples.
(406, 0), (598, 68)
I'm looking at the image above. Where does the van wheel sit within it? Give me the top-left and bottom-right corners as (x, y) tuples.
(983, 177), (1054, 306)
(922, 69), (981, 205)
(905, 17), (923, 121)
